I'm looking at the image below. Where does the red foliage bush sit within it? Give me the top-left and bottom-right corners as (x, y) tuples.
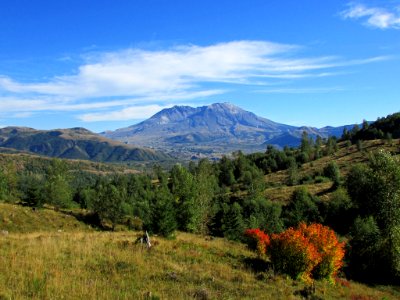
(244, 228), (270, 255)
(244, 223), (345, 282)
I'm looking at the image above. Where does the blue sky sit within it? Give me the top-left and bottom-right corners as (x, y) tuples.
(0, 0), (399, 132)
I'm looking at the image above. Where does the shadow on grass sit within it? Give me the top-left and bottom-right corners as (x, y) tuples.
(62, 210), (104, 229)
(315, 183), (337, 196)
(242, 257), (271, 273)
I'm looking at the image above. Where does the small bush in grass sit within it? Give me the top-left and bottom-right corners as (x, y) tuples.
(244, 223), (345, 282)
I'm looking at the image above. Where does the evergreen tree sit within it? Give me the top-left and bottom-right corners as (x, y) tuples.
(283, 187), (320, 227)
(91, 180), (126, 230)
(218, 156), (236, 186)
(300, 131), (312, 154)
(19, 174), (45, 207)
(286, 158), (299, 186)
(341, 127), (351, 140)
(150, 185), (177, 237)
(351, 124), (360, 137)
(324, 136), (338, 155)
(362, 119), (369, 130)
(314, 135), (323, 159)
(222, 202), (245, 241)
(44, 159), (73, 209)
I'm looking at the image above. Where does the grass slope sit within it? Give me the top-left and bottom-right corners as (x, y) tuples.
(0, 203), (399, 299)
(0, 203), (93, 233)
(1, 230), (399, 300)
(264, 139), (400, 203)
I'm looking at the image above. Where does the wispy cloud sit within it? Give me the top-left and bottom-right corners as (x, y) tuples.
(256, 87), (346, 94)
(79, 105), (173, 122)
(341, 2), (400, 29)
(0, 40), (388, 122)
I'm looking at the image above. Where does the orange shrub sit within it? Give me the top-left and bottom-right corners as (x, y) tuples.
(298, 223), (345, 281)
(244, 223), (345, 282)
(244, 228), (270, 255)
(269, 227), (321, 281)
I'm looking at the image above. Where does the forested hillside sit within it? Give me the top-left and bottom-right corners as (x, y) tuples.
(344, 112), (400, 141)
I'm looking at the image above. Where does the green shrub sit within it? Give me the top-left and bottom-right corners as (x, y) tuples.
(323, 162), (341, 187)
(123, 216), (143, 231)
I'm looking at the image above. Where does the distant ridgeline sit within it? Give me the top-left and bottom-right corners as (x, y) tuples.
(0, 127), (171, 163)
(341, 112), (400, 142)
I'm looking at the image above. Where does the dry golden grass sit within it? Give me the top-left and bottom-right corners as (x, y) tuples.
(0, 229), (399, 300)
(264, 182), (333, 204)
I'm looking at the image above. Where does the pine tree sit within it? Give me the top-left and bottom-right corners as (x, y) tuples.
(44, 160), (72, 209)
(222, 202), (245, 241)
(91, 180), (126, 230)
(150, 185), (177, 237)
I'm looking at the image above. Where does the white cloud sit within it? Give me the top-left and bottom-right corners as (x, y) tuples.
(0, 41), (324, 98)
(79, 105), (173, 122)
(341, 3), (400, 29)
(0, 40), (388, 122)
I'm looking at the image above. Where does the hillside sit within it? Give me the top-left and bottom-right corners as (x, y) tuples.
(0, 152), (142, 176)
(0, 205), (398, 299)
(0, 126), (171, 162)
(0, 203), (93, 233)
(264, 139), (400, 203)
(103, 103), (351, 159)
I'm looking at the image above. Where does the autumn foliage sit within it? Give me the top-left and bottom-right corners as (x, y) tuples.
(243, 228), (270, 255)
(244, 223), (345, 282)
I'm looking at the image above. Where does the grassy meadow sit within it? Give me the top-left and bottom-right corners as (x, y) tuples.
(1, 207), (400, 300)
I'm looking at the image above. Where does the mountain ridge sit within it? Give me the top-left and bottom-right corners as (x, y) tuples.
(0, 126), (171, 162)
(103, 102), (353, 159)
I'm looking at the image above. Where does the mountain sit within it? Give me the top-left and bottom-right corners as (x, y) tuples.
(103, 103), (350, 159)
(0, 127), (171, 162)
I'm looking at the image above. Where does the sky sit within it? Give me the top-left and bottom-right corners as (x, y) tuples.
(0, 0), (399, 132)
